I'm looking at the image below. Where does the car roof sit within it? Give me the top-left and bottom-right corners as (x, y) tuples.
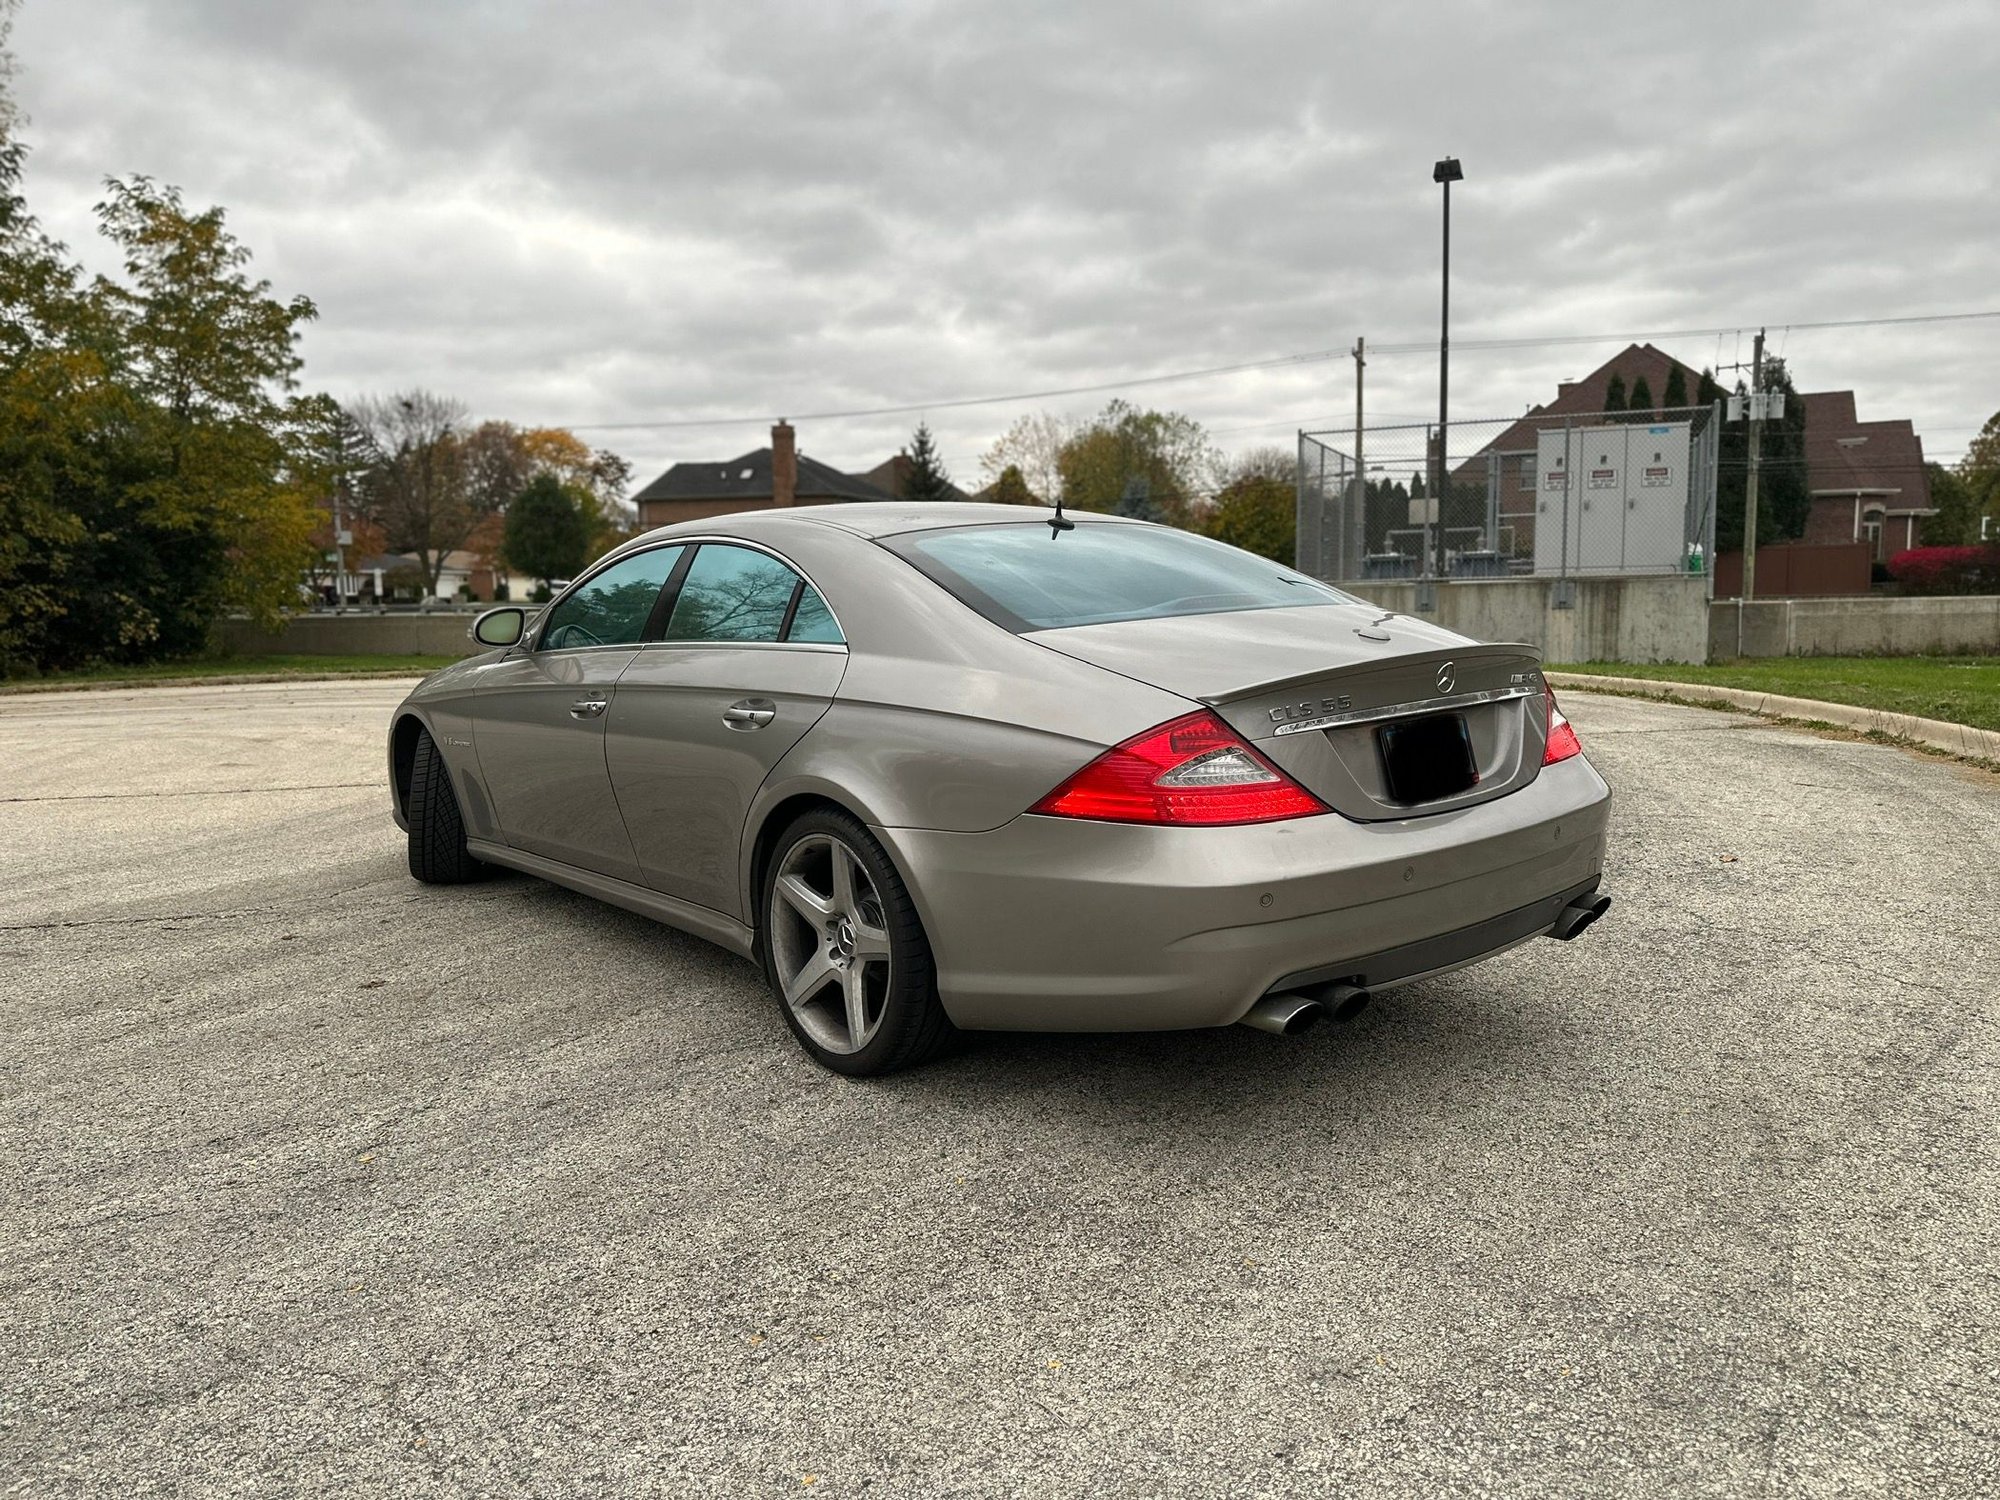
(626, 501), (1141, 547)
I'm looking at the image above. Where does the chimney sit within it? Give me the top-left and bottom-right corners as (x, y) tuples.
(771, 420), (797, 508)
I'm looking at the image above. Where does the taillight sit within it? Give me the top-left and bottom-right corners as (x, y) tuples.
(1543, 685), (1582, 765)
(1031, 711), (1329, 826)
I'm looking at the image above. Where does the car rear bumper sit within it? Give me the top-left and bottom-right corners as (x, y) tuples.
(880, 755), (1612, 1032)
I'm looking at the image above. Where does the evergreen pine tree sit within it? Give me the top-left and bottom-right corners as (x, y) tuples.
(901, 421), (956, 504)
(1662, 365), (1689, 411)
(1628, 375), (1654, 421)
(1113, 475), (1162, 522)
(1603, 373), (1627, 414)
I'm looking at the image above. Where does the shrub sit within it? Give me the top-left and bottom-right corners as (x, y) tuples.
(1885, 545), (2000, 595)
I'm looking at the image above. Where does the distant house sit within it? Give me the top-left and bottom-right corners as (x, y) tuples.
(1447, 343), (1710, 565)
(633, 422), (896, 530)
(852, 452), (972, 503)
(1468, 343), (1934, 562)
(1797, 391), (1933, 560)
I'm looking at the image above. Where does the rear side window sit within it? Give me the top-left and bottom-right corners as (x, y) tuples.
(664, 544), (800, 643)
(787, 584), (842, 643)
(542, 546), (684, 649)
(886, 523), (1355, 632)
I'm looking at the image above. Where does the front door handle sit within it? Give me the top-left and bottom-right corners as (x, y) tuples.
(723, 698), (777, 730)
(569, 697), (609, 719)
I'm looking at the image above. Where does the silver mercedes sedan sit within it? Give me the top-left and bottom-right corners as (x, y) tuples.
(388, 503), (1611, 1074)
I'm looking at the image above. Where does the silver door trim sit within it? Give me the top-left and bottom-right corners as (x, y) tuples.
(535, 534), (848, 653)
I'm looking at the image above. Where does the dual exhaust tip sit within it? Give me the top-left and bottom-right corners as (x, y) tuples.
(1240, 983), (1371, 1036)
(1241, 891), (1612, 1037)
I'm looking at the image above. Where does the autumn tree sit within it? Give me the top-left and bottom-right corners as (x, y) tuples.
(979, 411), (1071, 502)
(1201, 474), (1294, 565)
(1055, 400), (1216, 523)
(347, 392), (474, 596)
(1, 102), (327, 671)
(902, 421), (957, 504)
(1226, 445), (1298, 485)
(516, 425), (635, 556)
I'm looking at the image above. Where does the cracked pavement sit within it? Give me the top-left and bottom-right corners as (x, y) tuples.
(2, 679), (1998, 1497)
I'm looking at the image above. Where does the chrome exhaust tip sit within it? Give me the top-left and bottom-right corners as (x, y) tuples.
(1239, 993), (1327, 1035)
(1550, 893), (1612, 941)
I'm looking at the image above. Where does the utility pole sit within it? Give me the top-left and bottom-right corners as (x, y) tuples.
(1743, 328), (1765, 602)
(1351, 336), (1365, 578)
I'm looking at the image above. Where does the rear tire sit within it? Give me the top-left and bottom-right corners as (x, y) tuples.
(760, 808), (953, 1076)
(406, 727), (486, 885)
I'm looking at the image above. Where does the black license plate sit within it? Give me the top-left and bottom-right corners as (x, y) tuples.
(1377, 713), (1478, 805)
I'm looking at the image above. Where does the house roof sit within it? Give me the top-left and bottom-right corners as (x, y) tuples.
(633, 448), (894, 505)
(1801, 391), (1931, 509)
(1474, 343), (1710, 459)
(856, 453), (973, 503)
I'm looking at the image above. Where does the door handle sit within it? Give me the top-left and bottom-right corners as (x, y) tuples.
(569, 697), (609, 719)
(723, 698), (777, 730)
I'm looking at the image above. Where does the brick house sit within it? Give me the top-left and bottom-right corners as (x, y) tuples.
(1456, 343), (1709, 558)
(1797, 391), (1933, 560)
(633, 422), (897, 530)
(1469, 345), (1935, 564)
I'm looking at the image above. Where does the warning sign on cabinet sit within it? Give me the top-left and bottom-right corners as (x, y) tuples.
(1642, 466), (1671, 487)
(1588, 469), (1617, 489)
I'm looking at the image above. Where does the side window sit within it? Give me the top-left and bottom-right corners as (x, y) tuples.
(664, 545), (798, 643)
(787, 584), (843, 644)
(541, 546), (684, 650)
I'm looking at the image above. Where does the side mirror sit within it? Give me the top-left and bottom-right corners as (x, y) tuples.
(470, 606), (526, 649)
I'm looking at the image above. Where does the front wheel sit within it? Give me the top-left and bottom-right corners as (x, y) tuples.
(406, 727), (486, 885)
(761, 809), (953, 1076)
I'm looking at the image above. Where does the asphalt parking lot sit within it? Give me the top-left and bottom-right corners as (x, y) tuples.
(3, 679), (1997, 1498)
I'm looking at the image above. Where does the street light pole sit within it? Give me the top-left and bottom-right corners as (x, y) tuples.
(1433, 156), (1463, 584)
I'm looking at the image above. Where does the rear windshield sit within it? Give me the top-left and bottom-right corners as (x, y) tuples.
(884, 522), (1356, 632)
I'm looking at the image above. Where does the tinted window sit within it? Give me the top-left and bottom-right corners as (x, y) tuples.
(665, 544), (798, 643)
(542, 546), (684, 649)
(787, 584), (842, 644)
(889, 523), (1355, 632)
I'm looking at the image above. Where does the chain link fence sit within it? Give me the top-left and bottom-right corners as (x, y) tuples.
(1296, 403), (1721, 589)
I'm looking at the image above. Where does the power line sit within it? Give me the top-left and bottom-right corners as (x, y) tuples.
(560, 307), (2000, 434)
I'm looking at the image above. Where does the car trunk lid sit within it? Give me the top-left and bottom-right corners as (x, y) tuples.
(1026, 604), (1549, 821)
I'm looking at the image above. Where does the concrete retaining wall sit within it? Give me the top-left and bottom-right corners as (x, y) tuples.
(1347, 575), (1711, 665)
(1708, 596), (2000, 659)
(214, 612), (485, 657)
(220, 580), (1719, 665)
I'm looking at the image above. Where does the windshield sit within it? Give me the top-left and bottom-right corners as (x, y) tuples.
(884, 522), (1357, 632)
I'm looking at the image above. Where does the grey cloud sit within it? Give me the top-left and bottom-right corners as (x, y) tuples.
(12, 0), (1999, 485)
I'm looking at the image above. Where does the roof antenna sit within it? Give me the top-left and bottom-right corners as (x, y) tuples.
(1047, 495), (1074, 539)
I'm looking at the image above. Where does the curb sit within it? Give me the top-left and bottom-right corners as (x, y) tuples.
(1547, 671), (2000, 762)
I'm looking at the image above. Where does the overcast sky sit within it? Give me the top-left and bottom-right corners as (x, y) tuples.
(12, 0), (1999, 488)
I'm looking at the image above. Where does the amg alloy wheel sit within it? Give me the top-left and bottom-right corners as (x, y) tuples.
(763, 810), (951, 1075)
